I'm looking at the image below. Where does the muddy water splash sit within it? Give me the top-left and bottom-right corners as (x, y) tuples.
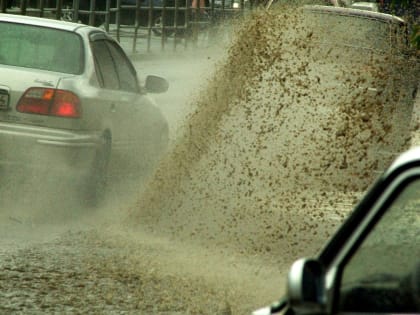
(127, 4), (413, 260)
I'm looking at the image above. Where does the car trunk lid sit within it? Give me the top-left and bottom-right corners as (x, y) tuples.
(0, 66), (81, 129)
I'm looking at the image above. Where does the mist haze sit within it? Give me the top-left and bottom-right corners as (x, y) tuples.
(1, 2), (419, 314)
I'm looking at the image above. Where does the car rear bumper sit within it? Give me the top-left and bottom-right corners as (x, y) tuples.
(0, 122), (104, 177)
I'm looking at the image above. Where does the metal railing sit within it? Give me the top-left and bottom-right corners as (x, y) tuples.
(0, 0), (252, 52)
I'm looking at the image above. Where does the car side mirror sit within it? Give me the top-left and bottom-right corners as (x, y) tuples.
(287, 258), (326, 314)
(144, 75), (169, 94)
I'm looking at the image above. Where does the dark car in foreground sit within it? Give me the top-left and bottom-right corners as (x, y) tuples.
(253, 144), (420, 314)
(0, 13), (169, 206)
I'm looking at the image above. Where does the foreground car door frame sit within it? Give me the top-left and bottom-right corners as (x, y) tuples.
(276, 149), (420, 315)
(308, 152), (420, 314)
(325, 166), (420, 314)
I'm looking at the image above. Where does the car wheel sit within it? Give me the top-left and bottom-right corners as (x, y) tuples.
(84, 134), (111, 207)
(152, 14), (175, 37)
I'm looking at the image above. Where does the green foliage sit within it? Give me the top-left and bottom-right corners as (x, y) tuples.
(412, 24), (420, 50)
(391, 0), (412, 7)
(391, 0), (419, 49)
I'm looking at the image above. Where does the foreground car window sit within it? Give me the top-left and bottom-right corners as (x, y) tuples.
(0, 22), (83, 74)
(339, 178), (420, 312)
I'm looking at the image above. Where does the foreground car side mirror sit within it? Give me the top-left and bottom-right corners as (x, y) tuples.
(145, 75), (169, 93)
(287, 258), (326, 314)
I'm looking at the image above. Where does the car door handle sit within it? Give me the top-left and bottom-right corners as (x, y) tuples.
(110, 103), (116, 113)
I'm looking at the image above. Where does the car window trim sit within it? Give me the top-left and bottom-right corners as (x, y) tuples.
(91, 39), (121, 90)
(89, 31), (111, 42)
(104, 40), (140, 93)
(92, 51), (105, 88)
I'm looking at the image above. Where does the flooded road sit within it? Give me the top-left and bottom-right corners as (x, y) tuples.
(1, 4), (419, 314)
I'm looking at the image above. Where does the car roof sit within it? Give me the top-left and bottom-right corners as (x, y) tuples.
(303, 5), (406, 25)
(0, 13), (93, 32)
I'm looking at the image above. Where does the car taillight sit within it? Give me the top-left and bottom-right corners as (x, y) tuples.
(17, 88), (81, 118)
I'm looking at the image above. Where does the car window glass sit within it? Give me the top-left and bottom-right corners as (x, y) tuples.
(0, 22), (83, 74)
(106, 41), (139, 93)
(338, 178), (420, 313)
(304, 12), (390, 52)
(91, 40), (119, 90)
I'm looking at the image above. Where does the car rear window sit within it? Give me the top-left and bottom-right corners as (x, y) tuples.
(0, 21), (84, 74)
(304, 11), (408, 53)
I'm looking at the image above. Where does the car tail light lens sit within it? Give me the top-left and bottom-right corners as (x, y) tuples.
(17, 88), (81, 118)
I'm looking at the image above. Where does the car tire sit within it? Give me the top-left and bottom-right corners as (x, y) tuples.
(84, 134), (111, 207)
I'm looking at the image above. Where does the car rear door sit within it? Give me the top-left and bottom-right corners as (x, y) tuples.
(90, 34), (145, 172)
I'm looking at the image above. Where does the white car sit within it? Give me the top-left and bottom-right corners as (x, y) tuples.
(0, 13), (169, 206)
